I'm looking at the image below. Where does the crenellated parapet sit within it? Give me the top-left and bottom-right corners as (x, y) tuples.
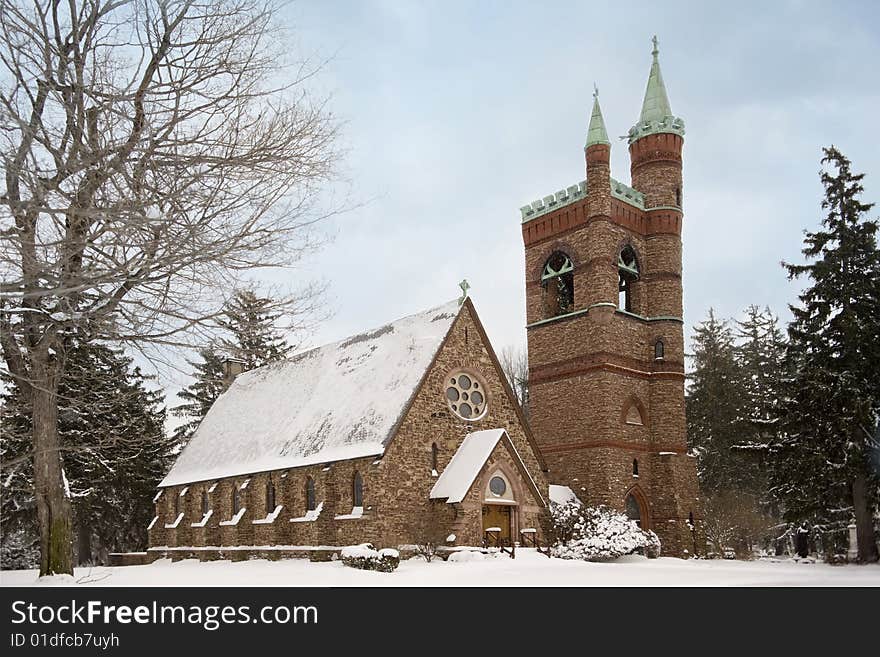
(521, 178), (645, 224)
(520, 181), (587, 223)
(627, 115), (685, 144)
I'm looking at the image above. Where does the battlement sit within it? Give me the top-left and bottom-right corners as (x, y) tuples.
(610, 178), (645, 209)
(627, 115), (685, 144)
(520, 180), (587, 223)
(521, 178), (645, 223)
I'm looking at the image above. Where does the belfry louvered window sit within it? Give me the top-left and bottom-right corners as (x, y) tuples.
(542, 252), (574, 317)
(618, 247), (639, 312)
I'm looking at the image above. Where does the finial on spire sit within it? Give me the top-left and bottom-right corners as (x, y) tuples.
(458, 279), (470, 305)
(593, 83), (599, 100)
(651, 35), (659, 58)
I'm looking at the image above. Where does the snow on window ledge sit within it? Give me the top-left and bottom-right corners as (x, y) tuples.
(658, 451), (678, 456)
(290, 502), (323, 523)
(179, 486), (189, 497)
(191, 510), (213, 528)
(334, 506), (364, 521)
(147, 516), (159, 530)
(164, 513), (184, 529)
(239, 479), (250, 490)
(219, 508), (247, 526)
(484, 526), (501, 532)
(153, 490), (163, 503)
(253, 505), (284, 525)
(207, 482), (219, 493)
(431, 469), (438, 478)
(520, 528), (536, 534)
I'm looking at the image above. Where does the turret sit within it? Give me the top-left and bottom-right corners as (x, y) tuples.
(628, 36), (684, 210)
(585, 86), (611, 221)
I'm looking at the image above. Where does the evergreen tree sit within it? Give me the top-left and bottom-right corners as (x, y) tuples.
(772, 146), (880, 562)
(734, 306), (786, 500)
(1, 341), (173, 566)
(217, 290), (293, 370)
(686, 309), (746, 495)
(171, 348), (227, 446)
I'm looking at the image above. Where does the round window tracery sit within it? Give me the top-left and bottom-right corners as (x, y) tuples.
(445, 372), (486, 420)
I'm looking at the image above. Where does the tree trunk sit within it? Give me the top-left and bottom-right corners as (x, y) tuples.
(852, 472), (879, 563)
(31, 360), (74, 576)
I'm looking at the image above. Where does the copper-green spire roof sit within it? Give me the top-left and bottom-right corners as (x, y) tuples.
(585, 85), (610, 148)
(628, 36), (685, 144)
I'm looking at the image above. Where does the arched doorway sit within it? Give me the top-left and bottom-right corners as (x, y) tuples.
(481, 471), (516, 545)
(624, 489), (648, 529)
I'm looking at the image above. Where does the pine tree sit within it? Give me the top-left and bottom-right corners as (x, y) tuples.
(217, 290), (293, 370)
(772, 146), (880, 562)
(171, 348), (227, 446)
(734, 306), (786, 500)
(686, 309), (746, 495)
(1, 341), (173, 566)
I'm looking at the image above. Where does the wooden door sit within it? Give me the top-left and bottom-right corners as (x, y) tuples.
(482, 504), (512, 544)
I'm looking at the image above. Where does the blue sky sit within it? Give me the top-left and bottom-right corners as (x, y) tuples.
(263, 0), (880, 360)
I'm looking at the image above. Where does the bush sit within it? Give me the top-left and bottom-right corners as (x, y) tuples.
(549, 500), (661, 562)
(339, 544), (399, 572)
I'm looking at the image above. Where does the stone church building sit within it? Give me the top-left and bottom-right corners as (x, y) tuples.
(147, 40), (701, 560)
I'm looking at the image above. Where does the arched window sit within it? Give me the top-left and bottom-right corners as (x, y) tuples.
(625, 494), (642, 527)
(654, 339), (665, 360)
(265, 480), (276, 513)
(541, 251), (574, 317)
(305, 477), (316, 512)
(632, 459), (639, 476)
(675, 186), (682, 207)
(174, 491), (180, 516)
(353, 471), (364, 507)
(231, 486), (240, 516)
(201, 490), (209, 515)
(431, 443), (439, 472)
(618, 247), (639, 312)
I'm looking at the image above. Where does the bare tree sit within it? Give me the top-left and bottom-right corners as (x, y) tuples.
(0, 0), (339, 575)
(499, 344), (528, 416)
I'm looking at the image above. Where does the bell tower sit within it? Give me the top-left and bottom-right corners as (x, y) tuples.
(520, 38), (701, 557)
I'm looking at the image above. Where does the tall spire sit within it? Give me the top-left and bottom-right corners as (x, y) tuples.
(628, 36), (684, 143)
(586, 84), (610, 147)
(639, 35), (672, 122)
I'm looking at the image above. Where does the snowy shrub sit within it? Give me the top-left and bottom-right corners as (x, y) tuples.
(339, 544), (399, 572)
(549, 500), (661, 562)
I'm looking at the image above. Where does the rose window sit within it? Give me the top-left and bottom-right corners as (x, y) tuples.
(445, 373), (486, 420)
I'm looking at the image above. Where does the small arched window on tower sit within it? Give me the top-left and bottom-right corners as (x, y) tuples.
(265, 480), (276, 514)
(305, 476), (316, 512)
(431, 442), (439, 475)
(618, 247), (639, 312)
(541, 251), (574, 318)
(353, 471), (364, 508)
(675, 186), (682, 207)
(633, 459), (639, 477)
(654, 339), (665, 360)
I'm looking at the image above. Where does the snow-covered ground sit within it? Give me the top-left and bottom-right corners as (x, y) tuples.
(2, 550), (879, 587)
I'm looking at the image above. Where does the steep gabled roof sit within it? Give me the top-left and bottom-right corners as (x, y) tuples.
(160, 300), (461, 487)
(430, 428), (545, 506)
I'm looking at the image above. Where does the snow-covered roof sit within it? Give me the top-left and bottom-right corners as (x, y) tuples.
(160, 300), (461, 487)
(549, 484), (578, 505)
(430, 429), (507, 504)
